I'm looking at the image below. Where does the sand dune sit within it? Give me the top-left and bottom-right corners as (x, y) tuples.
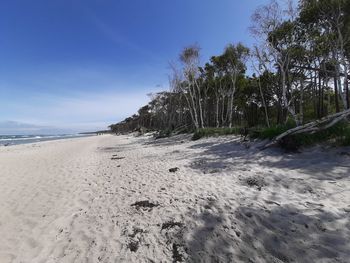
(0, 134), (349, 262)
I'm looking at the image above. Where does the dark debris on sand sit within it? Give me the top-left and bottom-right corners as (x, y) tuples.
(245, 176), (266, 190)
(111, 156), (125, 160)
(131, 200), (159, 210)
(169, 167), (179, 173)
(161, 221), (184, 231)
(128, 227), (145, 238)
(172, 243), (184, 262)
(127, 240), (139, 252)
(159, 220), (187, 262)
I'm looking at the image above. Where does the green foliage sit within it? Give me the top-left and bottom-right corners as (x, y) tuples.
(173, 125), (194, 135)
(155, 129), (172, 139)
(335, 123), (350, 146)
(109, 0), (350, 145)
(254, 121), (350, 148)
(340, 131), (350, 146)
(293, 122), (348, 146)
(253, 126), (290, 140)
(252, 120), (296, 140)
(192, 127), (241, 140)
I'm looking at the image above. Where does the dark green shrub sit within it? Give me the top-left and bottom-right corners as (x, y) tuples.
(155, 129), (172, 139)
(254, 121), (350, 149)
(280, 121), (350, 149)
(192, 127), (241, 140)
(192, 130), (204, 140)
(252, 123), (295, 140)
(279, 135), (301, 151)
(335, 123), (350, 146)
(341, 130), (350, 146)
(295, 121), (349, 146)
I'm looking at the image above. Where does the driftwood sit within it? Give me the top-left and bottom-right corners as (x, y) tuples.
(262, 108), (350, 150)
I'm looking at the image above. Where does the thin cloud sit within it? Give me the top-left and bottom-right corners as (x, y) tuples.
(0, 63), (166, 132)
(83, 6), (159, 62)
(1, 91), (153, 132)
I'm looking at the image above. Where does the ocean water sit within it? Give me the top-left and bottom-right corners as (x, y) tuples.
(0, 134), (93, 146)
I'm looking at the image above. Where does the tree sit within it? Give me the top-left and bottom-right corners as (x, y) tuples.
(110, 0), (350, 141)
(179, 44), (205, 129)
(251, 0), (304, 125)
(221, 43), (250, 127)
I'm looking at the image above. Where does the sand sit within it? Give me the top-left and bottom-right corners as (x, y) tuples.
(0, 134), (349, 263)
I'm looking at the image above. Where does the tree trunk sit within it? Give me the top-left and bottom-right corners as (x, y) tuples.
(228, 74), (237, 128)
(344, 66), (349, 109)
(228, 93), (234, 128)
(318, 71), (322, 118)
(299, 80), (304, 125)
(216, 95), (220, 128)
(335, 63), (347, 109)
(262, 108), (350, 150)
(221, 94), (225, 127)
(258, 76), (270, 127)
(186, 86), (199, 129)
(334, 76), (340, 113)
(194, 79), (205, 128)
(313, 71), (318, 116)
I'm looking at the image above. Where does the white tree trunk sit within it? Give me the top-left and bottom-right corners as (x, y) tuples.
(216, 94), (220, 128)
(258, 76), (270, 127)
(228, 74), (237, 128)
(194, 79), (205, 128)
(262, 108), (350, 149)
(188, 83), (199, 129)
(299, 80), (304, 125)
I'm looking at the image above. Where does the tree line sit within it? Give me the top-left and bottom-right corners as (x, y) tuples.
(109, 0), (350, 135)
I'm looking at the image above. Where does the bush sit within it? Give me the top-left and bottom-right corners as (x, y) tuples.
(340, 130), (350, 146)
(293, 121), (349, 147)
(155, 129), (172, 139)
(279, 121), (350, 149)
(192, 127), (241, 140)
(279, 135), (301, 152)
(173, 125), (194, 135)
(190, 121), (350, 148)
(254, 121), (350, 149)
(254, 126), (289, 140)
(335, 123), (350, 146)
(252, 123), (296, 140)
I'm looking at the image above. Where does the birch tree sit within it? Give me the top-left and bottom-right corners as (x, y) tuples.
(179, 44), (204, 129)
(250, 0), (302, 125)
(221, 43), (249, 127)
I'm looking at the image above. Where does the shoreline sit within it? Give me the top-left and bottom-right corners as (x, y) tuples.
(0, 134), (349, 262)
(0, 133), (97, 147)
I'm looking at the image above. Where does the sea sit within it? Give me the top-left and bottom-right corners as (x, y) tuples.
(0, 134), (93, 146)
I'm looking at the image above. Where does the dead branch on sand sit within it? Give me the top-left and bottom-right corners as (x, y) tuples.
(262, 109), (350, 150)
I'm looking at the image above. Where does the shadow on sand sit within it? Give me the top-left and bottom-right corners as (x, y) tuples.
(187, 139), (350, 180)
(185, 200), (350, 262)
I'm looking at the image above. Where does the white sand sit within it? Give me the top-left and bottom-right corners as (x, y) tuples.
(0, 134), (349, 263)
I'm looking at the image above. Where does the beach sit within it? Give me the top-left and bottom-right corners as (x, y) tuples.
(0, 134), (349, 262)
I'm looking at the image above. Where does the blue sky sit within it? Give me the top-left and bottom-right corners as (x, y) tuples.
(0, 0), (270, 133)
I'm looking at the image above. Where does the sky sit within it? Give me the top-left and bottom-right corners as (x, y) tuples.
(0, 0), (270, 134)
